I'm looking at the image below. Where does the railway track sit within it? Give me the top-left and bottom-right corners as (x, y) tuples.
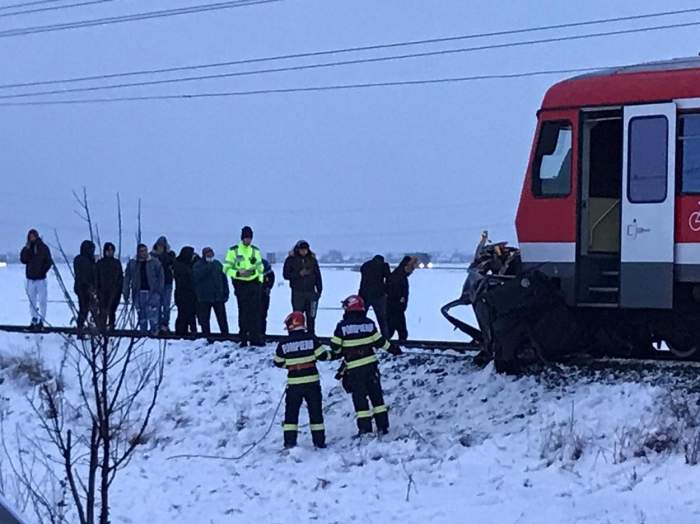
(0, 324), (479, 353)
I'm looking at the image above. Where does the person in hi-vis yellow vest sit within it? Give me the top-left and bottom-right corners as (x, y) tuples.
(223, 226), (264, 346)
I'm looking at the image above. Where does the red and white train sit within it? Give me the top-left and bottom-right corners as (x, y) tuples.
(512, 57), (700, 358)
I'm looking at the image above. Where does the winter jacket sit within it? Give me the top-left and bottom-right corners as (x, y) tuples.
(152, 236), (176, 287)
(283, 249), (322, 295)
(274, 330), (331, 385)
(123, 256), (164, 302)
(19, 230), (53, 280)
(173, 247), (198, 304)
(262, 259), (276, 296)
(223, 242), (264, 283)
(96, 250), (123, 304)
(73, 240), (96, 294)
(330, 311), (393, 370)
(359, 255), (390, 302)
(387, 256), (412, 311)
(193, 259), (230, 303)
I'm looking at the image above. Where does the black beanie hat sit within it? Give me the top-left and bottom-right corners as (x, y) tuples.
(241, 226), (253, 240)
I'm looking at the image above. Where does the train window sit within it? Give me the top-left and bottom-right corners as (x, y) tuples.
(532, 121), (572, 197)
(628, 116), (668, 203)
(679, 114), (700, 193)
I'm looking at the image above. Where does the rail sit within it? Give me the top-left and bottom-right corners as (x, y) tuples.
(0, 325), (479, 353)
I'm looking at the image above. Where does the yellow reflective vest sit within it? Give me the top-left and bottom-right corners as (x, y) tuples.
(223, 242), (264, 282)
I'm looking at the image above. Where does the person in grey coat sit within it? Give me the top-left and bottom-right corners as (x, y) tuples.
(123, 243), (164, 334)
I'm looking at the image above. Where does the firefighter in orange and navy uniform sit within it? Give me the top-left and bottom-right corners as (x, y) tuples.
(274, 311), (331, 448)
(331, 295), (402, 435)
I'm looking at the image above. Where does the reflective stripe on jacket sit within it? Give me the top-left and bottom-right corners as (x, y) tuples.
(274, 331), (332, 385)
(330, 312), (391, 371)
(223, 242), (264, 282)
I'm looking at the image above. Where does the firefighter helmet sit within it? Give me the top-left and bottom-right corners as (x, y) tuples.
(342, 294), (365, 312)
(284, 311), (306, 331)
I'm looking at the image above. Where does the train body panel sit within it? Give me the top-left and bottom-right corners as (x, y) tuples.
(515, 58), (700, 313)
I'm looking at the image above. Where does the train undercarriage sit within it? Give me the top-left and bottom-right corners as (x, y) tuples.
(442, 248), (700, 373)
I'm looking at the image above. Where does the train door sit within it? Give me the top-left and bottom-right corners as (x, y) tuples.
(577, 110), (623, 306)
(620, 103), (676, 308)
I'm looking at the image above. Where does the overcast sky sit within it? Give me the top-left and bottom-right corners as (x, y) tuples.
(1, 0), (699, 257)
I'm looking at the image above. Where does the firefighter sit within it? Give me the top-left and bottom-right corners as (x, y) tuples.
(223, 226), (264, 347)
(274, 311), (331, 449)
(331, 295), (402, 436)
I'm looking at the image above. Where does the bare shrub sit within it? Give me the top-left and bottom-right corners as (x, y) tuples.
(540, 402), (586, 465)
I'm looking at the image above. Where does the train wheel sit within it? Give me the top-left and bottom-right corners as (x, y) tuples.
(664, 339), (698, 359)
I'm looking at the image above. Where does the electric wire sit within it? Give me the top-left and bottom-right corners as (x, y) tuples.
(0, 0), (280, 38)
(0, 6), (697, 91)
(0, 62), (689, 107)
(0, 0), (65, 11)
(3, 17), (700, 100)
(0, 0), (115, 19)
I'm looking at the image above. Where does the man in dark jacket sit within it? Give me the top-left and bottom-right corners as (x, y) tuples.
(387, 256), (416, 341)
(283, 240), (323, 334)
(73, 240), (97, 331)
(173, 246), (198, 336)
(123, 244), (164, 334)
(20, 229), (53, 329)
(95, 242), (123, 331)
(358, 255), (391, 337)
(261, 259), (275, 339)
(193, 247), (230, 336)
(152, 236), (175, 332)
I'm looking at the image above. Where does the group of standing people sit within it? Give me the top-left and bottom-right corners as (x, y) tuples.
(72, 227), (273, 343)
(359, 254), (418, 341)
(19, 226), (420, 344)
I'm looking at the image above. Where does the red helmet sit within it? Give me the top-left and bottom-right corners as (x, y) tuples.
(342, 295), (365, 312)
(284, 311), (306, 331)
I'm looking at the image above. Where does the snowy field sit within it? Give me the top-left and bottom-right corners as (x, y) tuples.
(2, 267), (700, 523)
(0, 263), (473, 341)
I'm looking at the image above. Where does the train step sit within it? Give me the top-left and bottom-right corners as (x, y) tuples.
(588, 286), (619, 293)
(576, 302), (619, 308)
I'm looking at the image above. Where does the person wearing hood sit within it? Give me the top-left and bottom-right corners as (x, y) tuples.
(193, 247), (230, 336)
(96, 242), (123, 330)
(152, 236), (176, 332)
(386, 256), (416, 341)
(283, 240), (322, 334)
(358, 255), (391, 338)
(223, 226), (264, 347)
(20, 229), (53, 329)
(73, 240), (97, 331)
(261, 259), (275, 340)
(173, 246), (199, 336)
(123, 243), (164, 334)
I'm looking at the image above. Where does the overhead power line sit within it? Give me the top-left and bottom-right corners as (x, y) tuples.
(0, 0), (115, 19)
(0, 6), (698, 90)
(4, 18), (700, 100)
(0, 63), (652, 107)
(0, 0), (280, 38)
(0, 0), (64, 11)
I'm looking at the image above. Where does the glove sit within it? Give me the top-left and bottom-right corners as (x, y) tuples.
(388, 344), (402, 356)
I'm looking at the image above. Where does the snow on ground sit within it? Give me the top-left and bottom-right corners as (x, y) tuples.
(0, 263), (475, 341)
(2, 332), (700, 523)
(2, 268), (700, 523)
